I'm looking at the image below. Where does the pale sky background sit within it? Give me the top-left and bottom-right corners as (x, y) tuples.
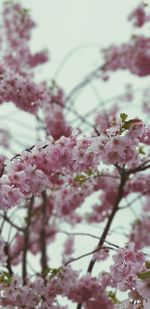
(23, 0), (147, 90)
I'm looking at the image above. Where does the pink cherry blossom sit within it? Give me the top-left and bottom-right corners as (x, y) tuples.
(128, 4), (150, 28)
(136, 278), (150, 300)
(110, 244), (146, 291)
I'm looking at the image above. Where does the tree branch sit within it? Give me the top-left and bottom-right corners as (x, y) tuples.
(76, 167), (127, 309)
(22, 197), (34, 285)
(40, 191), (48, 280)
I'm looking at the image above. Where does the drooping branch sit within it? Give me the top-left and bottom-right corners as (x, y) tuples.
(64, 246), (116, 267)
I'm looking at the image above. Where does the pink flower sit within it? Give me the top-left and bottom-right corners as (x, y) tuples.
(86, 295), (113, 309)
(128, 5), (150, 28)
(136, 277), (150, 300)
(102, 135), (137, 165)
(110, 244), (146, 291)
(101, 36), (150, 77)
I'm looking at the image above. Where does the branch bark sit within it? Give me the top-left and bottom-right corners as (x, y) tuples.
(22, 196), (34, 285)
(40, 191), (48, 279)
(76, 168), (127, 309)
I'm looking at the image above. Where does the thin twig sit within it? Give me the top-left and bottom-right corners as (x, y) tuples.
(58, 230), (119, 248)
(64, 246), (115, 267)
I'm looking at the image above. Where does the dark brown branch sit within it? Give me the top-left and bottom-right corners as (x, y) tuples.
(127, 161), (150, 175)
(4, 242), (13, 275)
(0, 213), (24, 232)
(76, 168), (127, 309)
(87, 169), (126, 273)
(40, 191), (48, 279)
(22, 196), (34, 285)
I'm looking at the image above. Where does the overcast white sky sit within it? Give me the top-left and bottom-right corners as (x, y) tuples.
(25, 0), (139, 85)
(1, 0), (149, 126)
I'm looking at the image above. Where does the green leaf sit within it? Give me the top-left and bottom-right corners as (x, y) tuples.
(45, 267), (61, 280)
(85, 169), (93, 176)
(145, 261), (150, 269)
(121, 122), (130, 130)
(138, 270), (150, 280)
(43, 267), (51, 277)
(74, 174), (86, 185)
(139, 146), (145, 155)
(120, 113), (128, 123)
(0, 271), (12, 285)
(108, 291), (120, 304)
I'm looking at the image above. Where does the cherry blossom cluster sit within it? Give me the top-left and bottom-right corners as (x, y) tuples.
(0, 266), (115, 308)
(0, 112), (148, 211)
(110, 244), (150, 306)
(2, 2), (48, 71)
(101, 35), (150, 77)
(100, 3), (150, 78)
(128, 4), (150, 28)
(43, 84), (72, 140)
(0, 2), (47, 112)
(0, 1), (150, 309)
(110, 243), (146, 291)
(0, 0), (71, 143)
